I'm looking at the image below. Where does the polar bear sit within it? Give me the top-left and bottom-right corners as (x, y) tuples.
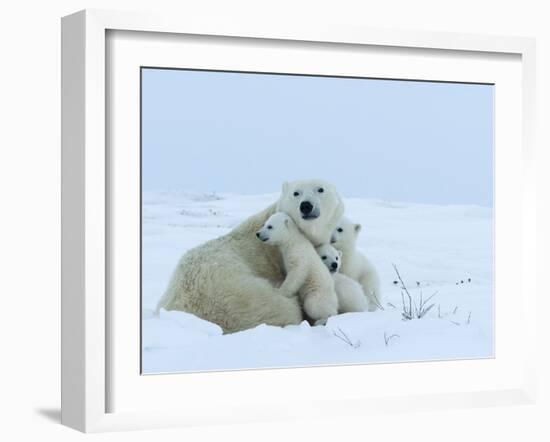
(157, 179), (344, 333)
(330, 217), (382, 311)
(256, 212), (338, 325)
(315, 244), (368, 313)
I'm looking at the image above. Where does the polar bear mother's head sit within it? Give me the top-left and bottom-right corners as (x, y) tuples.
(276, 179), (344, 247)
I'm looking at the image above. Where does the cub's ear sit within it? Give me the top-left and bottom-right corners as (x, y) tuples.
(282, 182), (289, 193)
(284, 217), (290, 227)
(338, 250), (343, 258)
(354, 224), (362, 233)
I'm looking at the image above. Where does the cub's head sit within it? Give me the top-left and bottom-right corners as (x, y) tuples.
(331, 217), (362, 250)
(256, 212), (295, 246)
(276, 179), (344, 246)
(316, 244), (342, 274)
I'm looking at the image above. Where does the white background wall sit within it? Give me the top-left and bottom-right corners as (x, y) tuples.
(0, 1), (548, 441)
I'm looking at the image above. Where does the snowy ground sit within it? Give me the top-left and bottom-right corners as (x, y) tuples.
(141, 191), (494, 374)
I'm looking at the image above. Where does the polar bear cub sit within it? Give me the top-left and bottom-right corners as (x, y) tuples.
(331, 217), (382, 311)
(256, 212), (338, 325)
(315, 244), (368, 313)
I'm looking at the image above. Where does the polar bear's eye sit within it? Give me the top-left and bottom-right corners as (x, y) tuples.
(337, 228), (343, 233)
(293, 191), (300, 197)
(321, 256), (327, 260)
(267, 225), (273, 229)
(335, 256), (339, 261)
(318, 187), (324, 193)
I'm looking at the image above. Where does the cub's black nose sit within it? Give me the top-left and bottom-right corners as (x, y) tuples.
(300, 201), (313, 215)
(331, 262), (338, 270)
(256, 232), (260, 238)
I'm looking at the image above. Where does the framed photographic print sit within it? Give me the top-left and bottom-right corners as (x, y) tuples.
(61, 9), (538, 432)
(141, 67), (496, 373)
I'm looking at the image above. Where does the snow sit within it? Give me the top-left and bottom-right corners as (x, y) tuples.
(141, 191), (493, 374)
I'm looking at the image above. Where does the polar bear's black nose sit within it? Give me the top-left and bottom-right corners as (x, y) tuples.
(300, 201), (313, 215)
(331, 262), (338, 270)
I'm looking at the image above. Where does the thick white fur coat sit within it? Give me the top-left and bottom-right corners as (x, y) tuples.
(258, 212), (338, 324)
(315, 243), (368, 313)
(157, 180), (344, 333)
(331, 217), (382, 311)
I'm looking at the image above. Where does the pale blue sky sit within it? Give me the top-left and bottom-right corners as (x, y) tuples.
(142, 68), (494, 206)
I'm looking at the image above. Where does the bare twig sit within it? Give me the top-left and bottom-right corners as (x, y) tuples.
(422, 291), (438, 309)
(334, 327), (351, 344)
(393, 263), (438, 320)
(401, 290), (412, 320)
(370, 290), (385, 311)
(401, 290), (413, 320)
(384, 332), (400, 346)
(418, 303), (436, 318)
(466, 311), (472, 325)
(416, 290), (438, 318)
(333, 327), (361, 348)
(393, 263), (412, 299)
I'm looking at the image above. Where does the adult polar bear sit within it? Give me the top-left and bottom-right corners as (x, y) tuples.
(157, 179), (344, 333)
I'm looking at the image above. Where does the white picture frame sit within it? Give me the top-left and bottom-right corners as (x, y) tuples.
(61, 9), (538, 433)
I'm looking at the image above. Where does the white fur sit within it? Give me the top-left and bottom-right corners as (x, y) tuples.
(330, 217), (382, 311)
(257, 212), (338, 325)
(157, 179), (345, 333)
(316, 244), (368, 313)
(277, 179), (344, 247)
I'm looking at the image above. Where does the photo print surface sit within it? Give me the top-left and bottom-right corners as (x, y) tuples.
(140, 68), (494, 374)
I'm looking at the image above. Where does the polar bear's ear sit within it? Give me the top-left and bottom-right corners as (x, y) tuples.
(284, 217), (290, 228)
(338, 250), (343, 259)
(354, 224), (362, 233)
